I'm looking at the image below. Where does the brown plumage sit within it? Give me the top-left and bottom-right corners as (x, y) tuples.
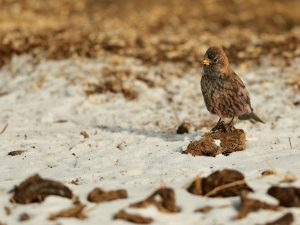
(200, 46), (264, 130)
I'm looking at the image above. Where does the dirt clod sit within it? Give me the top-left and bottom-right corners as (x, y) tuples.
(8, 150), (26, 156)
(130, 187), (180, 213)
(183, 129), (246, 157)
(114, 210), (153, 224)
(176, 121), (193, 134)
(195, 206), (213, 213)
(19, 213), (30, 221)
(10, 174), (73, 204)
(80, 131), (89, 139)
(187, 169), (252, 197)
(261, 170), (276, 176)
(236, 195), (280, 219)
(87, 187), (128, 203)
(267, 186), (300, 207)
(264, 213), (294, 225)
(48, 204), (87, 220)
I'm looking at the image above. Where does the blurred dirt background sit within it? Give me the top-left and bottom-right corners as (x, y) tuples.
(1, 0), (300, 100)
(1, 0), (300, 68)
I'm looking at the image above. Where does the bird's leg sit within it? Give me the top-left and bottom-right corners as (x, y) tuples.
(225, 117), (236, 131)
(211, 118), (226, 132)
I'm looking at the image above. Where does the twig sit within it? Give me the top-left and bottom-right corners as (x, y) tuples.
(204, 180), (246, 197)
(288, 137), (292, 149)
(0, 123), (8, 135)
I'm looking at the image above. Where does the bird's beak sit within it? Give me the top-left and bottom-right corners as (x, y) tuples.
(202, 57), (210, 66)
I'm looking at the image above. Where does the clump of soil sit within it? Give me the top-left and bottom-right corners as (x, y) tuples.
(8, 150), (26, 156)
(264, 213), (294, 225)
(87, 187), (128, 203)
(176, 121), (194, 134)
(130, 187), (180, 213)
(194, 206), (214, 213)
(114, 210), (153, 224)
(19, 213), (30, 221)
(267, 186), (300, 207)
(10, 174), (73, 204)
(187, 169), (252, 197)
(183, 129), (246, 157)
(48, 204), (87, 220)
(80, 131), (89, 139)
(236, 195), (280, 219)
(261, 169), (276, 176)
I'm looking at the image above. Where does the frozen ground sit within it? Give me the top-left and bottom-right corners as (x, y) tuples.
(0, 55), (300, 225)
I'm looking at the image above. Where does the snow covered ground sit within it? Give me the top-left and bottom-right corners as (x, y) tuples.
(0, 55), (300, 225)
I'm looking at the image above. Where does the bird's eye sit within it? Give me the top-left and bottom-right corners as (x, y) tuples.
(213, 57), (218, 62)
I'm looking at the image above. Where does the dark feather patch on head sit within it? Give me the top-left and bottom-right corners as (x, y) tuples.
(205, 46), (226, 60)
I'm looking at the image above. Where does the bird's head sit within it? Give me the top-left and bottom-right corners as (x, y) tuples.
(202, 46), (231, 74)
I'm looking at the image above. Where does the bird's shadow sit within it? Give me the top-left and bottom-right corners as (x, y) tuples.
(96, 125), (200, 142)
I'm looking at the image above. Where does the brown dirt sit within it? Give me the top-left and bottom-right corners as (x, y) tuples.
(48, 204), (87, 220)
(80, 131), (89, 139)
(183, 129), (246, 157)
(267, 186), (300, 207)
(10, 174), (73, 204)
(130, 187), (180, 213)
(194, 206), (213, 213)
(261, 170), (276, 176)
(18, 213), (30, 222)
(264, 213), (294, 225)
(1, 0), (300, 68)
(236, 195), (280, 219)
(176, 121), (194, 134)
(187, 169), (252, 197)
(1, 0), (299, 99)
(114, 210), (153, 224)
(8, 150), (26, 156)
(87, 187), (128, 203)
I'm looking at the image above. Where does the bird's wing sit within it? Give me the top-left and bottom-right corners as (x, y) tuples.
(231, 72), (253, 111)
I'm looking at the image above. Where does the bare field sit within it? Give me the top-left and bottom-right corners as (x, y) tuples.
(0, 1), (300, 225)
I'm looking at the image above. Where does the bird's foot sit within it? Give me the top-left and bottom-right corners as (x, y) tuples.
(211, 120), (227, 132)
(225, 124), (236, 132)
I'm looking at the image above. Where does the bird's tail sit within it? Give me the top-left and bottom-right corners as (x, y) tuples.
(238, 112), (265, 123)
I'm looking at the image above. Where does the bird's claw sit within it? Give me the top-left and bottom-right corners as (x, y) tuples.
(211, 120), (227, 132)
(211, 120), (236, 132)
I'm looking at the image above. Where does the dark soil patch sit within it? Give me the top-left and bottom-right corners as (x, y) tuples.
(114, 210), (153, 224)
(87, 187), (128, 203)
(187, 169), (252, 197)
(264, 213), (294, 225)
(1, 0), (300, 68)
(194, 206), (214, 213)
(236, 195), (280, 219)
(8, 150), (26, 156)
(10, 174), (73, 204)
(130, 187), (180, 213)
(19, 213), (30, 222)
(183, 129), (246, 157)
(267, 186), (300, 207)
(176, 121), (194, 134)
(48, 204), (87, 220)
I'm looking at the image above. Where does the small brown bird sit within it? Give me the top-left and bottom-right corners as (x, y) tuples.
(201, 46), (264, 131)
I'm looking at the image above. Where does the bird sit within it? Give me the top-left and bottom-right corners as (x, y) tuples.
(200, 46), (264, 131)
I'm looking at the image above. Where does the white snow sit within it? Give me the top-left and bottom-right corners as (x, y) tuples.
(214, 139), (221, 147)
(0, 55), (300, 224)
